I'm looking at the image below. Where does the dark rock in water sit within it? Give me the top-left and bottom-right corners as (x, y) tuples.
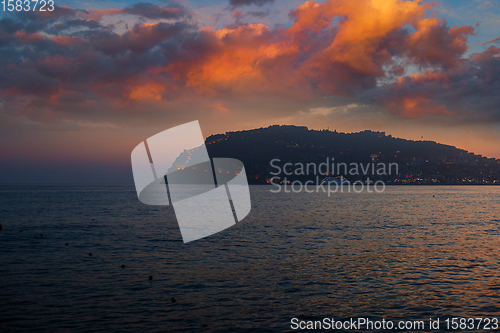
(121, 265), (125, 268)
(19, 230), (22, 233)
(40, 234), (43, 237)
(0, 224), (2, 230)
(65, 243), (68, 246)
(202, 324), (208, 327)
(149, 275), (153, 280)
(88, 253), (92, 256)
(171, 297), (176, 303)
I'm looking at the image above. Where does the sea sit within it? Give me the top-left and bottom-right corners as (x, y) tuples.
(1, 185), (500, 332)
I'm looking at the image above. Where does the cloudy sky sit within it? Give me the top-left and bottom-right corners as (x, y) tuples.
(0, 0), (499, 183)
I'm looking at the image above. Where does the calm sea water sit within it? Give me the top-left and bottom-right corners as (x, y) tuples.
(1, 185), (500, 332)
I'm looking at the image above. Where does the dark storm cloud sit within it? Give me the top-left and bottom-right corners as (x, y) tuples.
(47, 19), (104, 34)
(229, 0), (275, 7)
(82, 21), (190, 54)
(377, 46), (500, 120)
(0, 1), (196, 118)
(0, 66), (60, 95)
(0, 5), (89, 35)
(122, 2), (188, 19)
(246, 11), (269, 18)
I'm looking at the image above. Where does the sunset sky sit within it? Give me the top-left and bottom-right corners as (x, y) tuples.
(0, 0), (499, 183)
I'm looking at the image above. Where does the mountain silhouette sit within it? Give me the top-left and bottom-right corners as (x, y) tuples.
(201, 125), (500, 185)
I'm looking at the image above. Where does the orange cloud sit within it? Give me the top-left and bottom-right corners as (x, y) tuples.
(1, 0), (488, 123)
(209, 102), (230, 114)
(396, 70), (448, 85)
(407, 18), (474, 68)
(168, 24), (300, 94)
(166, 0), (458, 97)
(481, 37), (500, 46)
(51, 35), (84, 46)
(127, 82), (174, 101)
(292, 0), (432, 75)
(384, 96), (450, 118)
(14, 31), (44, 43)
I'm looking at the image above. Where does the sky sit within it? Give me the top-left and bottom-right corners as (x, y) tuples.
(0, 0), (499, 183)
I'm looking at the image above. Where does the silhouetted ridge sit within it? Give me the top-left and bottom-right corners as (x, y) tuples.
(202, 125), (500, 185)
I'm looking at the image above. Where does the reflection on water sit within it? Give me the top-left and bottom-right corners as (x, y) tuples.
(0, 185), (500, 332)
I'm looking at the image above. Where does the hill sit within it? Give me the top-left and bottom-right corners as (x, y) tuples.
(203, 125), (500, 185)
